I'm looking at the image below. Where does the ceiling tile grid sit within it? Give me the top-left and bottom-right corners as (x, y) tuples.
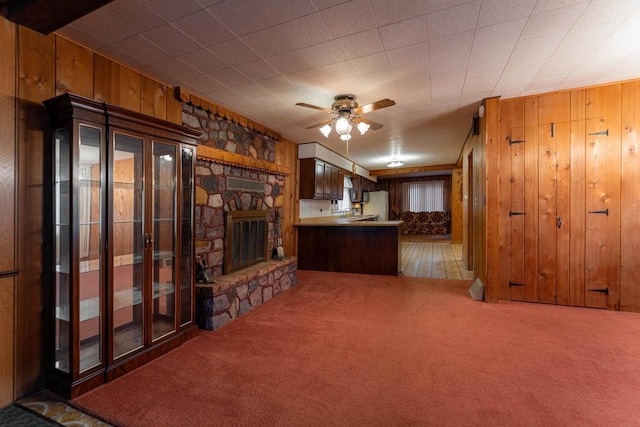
(56, 0), (640, 171)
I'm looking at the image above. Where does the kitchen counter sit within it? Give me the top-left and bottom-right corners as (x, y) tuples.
(294, 220), (401, 275)
(295, 219), (402, 226)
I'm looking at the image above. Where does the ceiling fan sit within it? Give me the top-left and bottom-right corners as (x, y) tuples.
(296, 94), (395, 141)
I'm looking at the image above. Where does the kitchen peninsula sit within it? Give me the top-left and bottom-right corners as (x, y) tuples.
(294, 218), (402, 276)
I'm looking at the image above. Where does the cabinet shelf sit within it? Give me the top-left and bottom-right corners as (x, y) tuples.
(45, 92), (198, 398)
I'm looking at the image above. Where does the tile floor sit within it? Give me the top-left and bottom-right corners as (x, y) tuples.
(17, 390), (110, 427)
(401, 241), (474, 280)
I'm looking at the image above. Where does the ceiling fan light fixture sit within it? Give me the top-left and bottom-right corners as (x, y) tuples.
(340, 133), (351, 141)
(335, 117), (351, 135)
(387, 160), (404, 168)
(357, 121), (370, 135)
(319, 124), (332, 137)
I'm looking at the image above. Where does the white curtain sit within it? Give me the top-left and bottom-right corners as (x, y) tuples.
(402, 181), (445, 212)
(79, 165), (92, 258)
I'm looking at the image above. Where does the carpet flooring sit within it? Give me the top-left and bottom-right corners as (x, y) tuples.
(70, 271), (640, 427)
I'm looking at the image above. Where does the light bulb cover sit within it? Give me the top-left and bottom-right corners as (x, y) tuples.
(335, 117), (351, 135)
(357, 121), (370, 135)
(340, 134), (351, 141)
(319, 124), (332, 137)
(387, 161), (404, 168)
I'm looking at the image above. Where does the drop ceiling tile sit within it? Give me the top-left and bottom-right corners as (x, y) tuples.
(137, 0), (203, 21)
(182, 74), (226, 93)
(284, 14), (337, 48)
(240, 27), (292, 58)
(269, 41), (346, 75)
(257, 76), (299, 92)
(533, 61), (581, 81)
(100, 45), (146, 70)
(429, 53), (469, 100)
(57, 23), (112, 50)
(142, 24), (201, 56)
(234, 82), (271, 98)
(320, 0), (377, 38)
(428, 31), (474, 59)
(172, 10), (235, 47)
(312, 0), (351, 11)
(349, 52), (391, 75)
(575, 0), (640, 28)
(387, 42), (429, 67)
(427, 1), (480, 40)
(179, 49), (229, 73)
(532, 0), (589, 14)
(336, 29), (385, 60)
(472, 18), (526, 51)
(427, 0), (477, 14)
(523, 77), (564, 93)
(286, 68), (328, 86)
(67, 10), (139, 48)
(464, 46), (512, 93)
(369, 0), (427, 26)
(379, 15), (428, 50)
(235, 60), (281, 81)
(253, 0), (317, 24)
(152, 57), (202, 80)
(520, 3), (587, 40)
(460, 90), (493, 104)
(109, 35), (173, 65)
(208, 38), (260, 66)
(207, 1), (272, 36)
(208, 67), (252, 87)
(252, 94), (287, 108)
(477, 0), (537, 28)
(392, 64), (430, 81)
(210, 87), (250, 105)
(322, 76), (366, 95)
(100, 0), (165, 33)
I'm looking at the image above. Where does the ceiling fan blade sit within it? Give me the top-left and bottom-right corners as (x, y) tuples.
(305, 118), (334, 129)
(296, 102), (333, 113)
(354, 98), (396, 115)
(353, 117), (383, 130)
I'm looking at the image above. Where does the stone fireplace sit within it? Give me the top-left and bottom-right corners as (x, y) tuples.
(224, 210), (268, 274)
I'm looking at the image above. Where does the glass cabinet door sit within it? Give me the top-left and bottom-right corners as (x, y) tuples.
(112, 132), (145, 359)
(78, 125), (103, 372)
(152, 142), (177, 340)
(54, 128), (71, 374)
(180, 146), (194, 327)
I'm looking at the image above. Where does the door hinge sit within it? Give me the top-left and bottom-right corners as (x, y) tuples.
(588, 287), (609, 295)
(509, 281), (526, 287)
(550, 122), (555, 137)
(509, 211), (526, 217)
(588, 208), (609, 216)
(509, 138), (526, 145)
(588, 129), (609, 136)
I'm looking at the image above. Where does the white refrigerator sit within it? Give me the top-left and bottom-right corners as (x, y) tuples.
(363, 190), (389, 220)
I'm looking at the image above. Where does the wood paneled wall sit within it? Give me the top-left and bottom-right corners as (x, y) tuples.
(0, 16), (17, 408)
(451, 168), (463, 243)
(275, 138), (299, 257)
(492, 80), (640, 311)
(0, 18), (301, 400)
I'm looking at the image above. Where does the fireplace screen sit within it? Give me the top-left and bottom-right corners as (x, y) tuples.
(224, 210), (268, 274)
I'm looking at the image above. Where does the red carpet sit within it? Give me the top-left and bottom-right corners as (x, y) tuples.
(72, 271), (640, 426)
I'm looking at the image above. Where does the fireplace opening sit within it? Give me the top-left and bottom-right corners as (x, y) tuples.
(224, 210), (268, 274)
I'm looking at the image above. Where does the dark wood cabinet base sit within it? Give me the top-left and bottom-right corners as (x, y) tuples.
(296, 223), (401, 276)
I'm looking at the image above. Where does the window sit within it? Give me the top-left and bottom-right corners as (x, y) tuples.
(402, 181), (445, 212)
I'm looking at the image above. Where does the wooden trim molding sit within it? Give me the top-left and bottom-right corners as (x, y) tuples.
(369, 164), (458, 177)
(175, 87), (282, 140)
(196, 145), (290, 177)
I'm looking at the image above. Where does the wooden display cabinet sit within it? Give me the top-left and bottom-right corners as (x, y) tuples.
(44, 93), (200, 398)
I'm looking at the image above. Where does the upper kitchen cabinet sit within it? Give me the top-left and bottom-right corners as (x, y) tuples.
(299, 158), (343, 200)
(44, 93), (200, 398)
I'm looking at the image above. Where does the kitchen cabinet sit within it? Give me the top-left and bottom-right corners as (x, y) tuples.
(299, 158), (344, 200)
(44, 93), (200, 398)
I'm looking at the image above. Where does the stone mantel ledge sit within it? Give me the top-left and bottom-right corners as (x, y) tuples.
(196, 256), (297, 296)
(196, 144), (291, 177)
